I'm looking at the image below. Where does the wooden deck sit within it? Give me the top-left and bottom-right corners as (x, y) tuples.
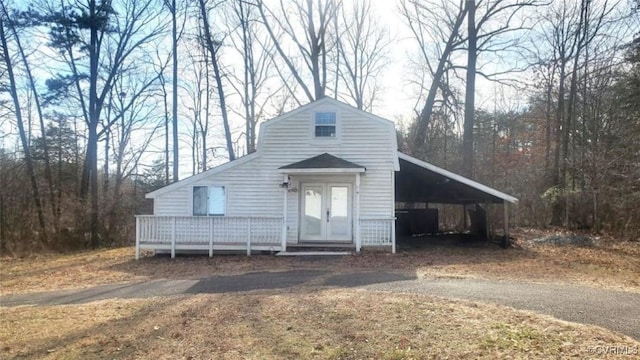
(135, 216), (396, 259)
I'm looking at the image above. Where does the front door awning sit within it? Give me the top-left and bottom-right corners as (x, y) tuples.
(279, 153), (366, 174)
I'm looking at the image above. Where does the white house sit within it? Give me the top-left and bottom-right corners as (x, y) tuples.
(136, 97), (517, 258)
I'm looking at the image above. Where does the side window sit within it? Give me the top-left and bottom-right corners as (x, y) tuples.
(315, 112), (336, 137)
(193, 186), (225, 216)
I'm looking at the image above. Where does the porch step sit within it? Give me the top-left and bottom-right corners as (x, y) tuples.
(276, 251), (353, 256)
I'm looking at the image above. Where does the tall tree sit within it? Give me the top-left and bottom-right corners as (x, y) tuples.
(462, 0), (477, 178)
(257, 0), (338, 103)
(0, 5), (48, 241)
(41, 0), (166, 246)
(198, 0), (235, 161)
(164, 0), (180, 182)
(335, 0), (390, 111)
(1, 2), (59, 233)
(226, 0), (274, 154)
(401, 0), (467, 151)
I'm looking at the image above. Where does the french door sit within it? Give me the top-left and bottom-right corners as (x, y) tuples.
(300, 183), (352, 242)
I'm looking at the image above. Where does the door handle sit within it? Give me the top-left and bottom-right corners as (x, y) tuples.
(326, 209), (330, 222)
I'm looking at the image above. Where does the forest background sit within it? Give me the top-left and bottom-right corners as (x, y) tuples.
(0, 0), (638, 252)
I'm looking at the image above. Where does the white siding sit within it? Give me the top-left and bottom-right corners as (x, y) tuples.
(152, 99), (397, 243)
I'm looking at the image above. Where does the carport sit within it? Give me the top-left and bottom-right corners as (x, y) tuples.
(395, 153), (518, 246)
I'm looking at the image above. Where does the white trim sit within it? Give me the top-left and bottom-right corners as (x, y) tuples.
(397, 152), (518, 204)
(391, 170), (396, 254)
(279, 168), (365, 174)
(146, 152), (259, 198)
(355, 173), (361, 253)
(282, 178), (288, 251)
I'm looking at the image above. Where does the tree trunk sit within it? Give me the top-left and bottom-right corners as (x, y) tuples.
(411, 5), (467, 149)
(198, 0), (235, 161)
(462, 0), (477, 179)
(3, 2), (59, 234)
(0, 14), (48, 242)
(88, 0), (100, 247)
(171, 0), (179, 182)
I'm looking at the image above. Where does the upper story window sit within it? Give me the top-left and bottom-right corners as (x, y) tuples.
(193, 186), (225, 216)
(314, 112), (336, 138)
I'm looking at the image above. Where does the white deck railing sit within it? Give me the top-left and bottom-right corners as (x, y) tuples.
(135, 216), (283, 259)
(359, 217), (396, 252)
(135, 215), (397, 258)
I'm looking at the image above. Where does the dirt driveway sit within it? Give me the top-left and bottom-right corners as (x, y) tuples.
(2, 270), (639, 341)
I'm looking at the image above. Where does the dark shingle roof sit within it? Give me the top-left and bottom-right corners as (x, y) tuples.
(279, 153), (365, 170)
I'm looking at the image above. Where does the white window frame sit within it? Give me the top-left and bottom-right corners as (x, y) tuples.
(313, 111), (338, 139)
(192, 185), (227, 216)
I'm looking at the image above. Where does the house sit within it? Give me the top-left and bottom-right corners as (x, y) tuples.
(136, 97), (517, 259)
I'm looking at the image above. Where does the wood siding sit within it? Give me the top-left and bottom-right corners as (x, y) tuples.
(152, 100), (397, 243)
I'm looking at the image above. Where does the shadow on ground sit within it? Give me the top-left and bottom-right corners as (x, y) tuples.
(186, 270), (327, 294)
(1, 270), (417, 306)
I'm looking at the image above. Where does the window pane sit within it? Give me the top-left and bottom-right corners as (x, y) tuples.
(208, 186), (225, 215)
(315, 112), (336, 137)
(315, 112), (336, 125)
(193, 186), (208, 216)
(315, 125), (336, 137)
(304, 187), (323, 236)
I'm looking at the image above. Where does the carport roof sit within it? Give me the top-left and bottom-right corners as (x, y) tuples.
(396, 152), (518, 204)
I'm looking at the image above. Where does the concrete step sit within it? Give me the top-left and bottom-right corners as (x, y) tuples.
(276, 251), (353, 256)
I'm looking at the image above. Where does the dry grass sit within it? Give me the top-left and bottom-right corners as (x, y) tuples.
(2, 228), (639, 296)
(412, 229), (640, 292)
(1, 289), (638, 359)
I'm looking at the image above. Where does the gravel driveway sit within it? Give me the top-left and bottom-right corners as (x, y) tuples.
(1, 270), (638, 340)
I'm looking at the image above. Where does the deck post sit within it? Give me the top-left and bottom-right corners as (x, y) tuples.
(171, 217), (176, 259)
(281, 174), (288, 252)
(135, 216), (140, 260)
(247, 218), (252, 256)
(355, 173), (361, 253)
(391, 170), (396, 254)
(208, 217), (213, 257)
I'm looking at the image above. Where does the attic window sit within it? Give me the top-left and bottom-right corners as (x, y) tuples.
(314, 112), (336, 137)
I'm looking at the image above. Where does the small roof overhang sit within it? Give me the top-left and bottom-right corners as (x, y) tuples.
(396, 152), (518, 204)
(279, 153), (366, 174)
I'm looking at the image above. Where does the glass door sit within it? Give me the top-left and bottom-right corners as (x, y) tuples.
(300, 183), (352, 242)
(300, 184), (325, 241)
(327, 185), (351, 241)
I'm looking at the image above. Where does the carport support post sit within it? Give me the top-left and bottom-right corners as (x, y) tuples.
(485, 202), (491, 241)
(462, 205), (468, 230)
(503, 202), (510, 247)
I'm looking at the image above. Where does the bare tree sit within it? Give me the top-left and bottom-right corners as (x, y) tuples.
(198, 0), (235, 161)
(402, 0), (467, 151)
(163, 0), (180, 182)
(335, 0), (390, 111)
(257, 0), (339, 103)
(0, 5), (47, 241)
(1, 1), (59, 233)
(226, 0), (274, 153)
(41, 0), (167, 246)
